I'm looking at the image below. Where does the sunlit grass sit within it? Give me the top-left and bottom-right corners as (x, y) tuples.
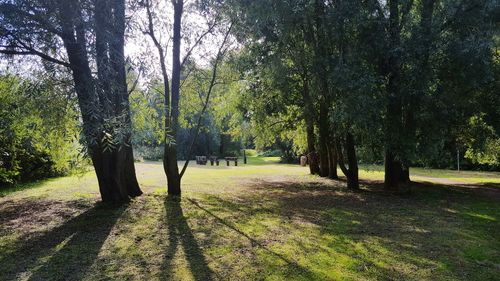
(1, 157), (499, 280)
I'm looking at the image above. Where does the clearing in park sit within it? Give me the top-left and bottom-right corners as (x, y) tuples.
(1, 157), (499, 280)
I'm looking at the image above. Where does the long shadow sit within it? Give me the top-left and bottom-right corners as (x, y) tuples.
(186, 198), (320, 280)
(162, 197), (214, 281)
(1, 201), (126, 281)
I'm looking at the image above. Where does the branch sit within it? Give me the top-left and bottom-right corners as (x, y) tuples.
(180, 22), (233, 178)
(180, 18), (218, 68)
(0, 47), (70, 67)
(127, 67), (142, 96)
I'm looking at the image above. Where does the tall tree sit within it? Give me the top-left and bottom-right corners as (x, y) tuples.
(140, 0), (233, 195)
(0, 0), (143, 202)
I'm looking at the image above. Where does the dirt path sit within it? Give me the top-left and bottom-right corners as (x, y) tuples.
(412, 175), (500, 200)
(411, 175), (467, 186)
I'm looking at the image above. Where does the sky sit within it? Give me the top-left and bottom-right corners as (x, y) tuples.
(1, 1), (234, 82)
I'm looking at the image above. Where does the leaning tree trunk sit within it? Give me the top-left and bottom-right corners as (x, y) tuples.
(337, 133), (359, 190)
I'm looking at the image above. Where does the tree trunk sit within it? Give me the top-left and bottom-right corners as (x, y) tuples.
(312, 0), (330, 178)
(336, 133), (359, 190)
(318, 100), (330, 177)
(164, 146), (181, 195)
(397, 0), (435, 185)
(301, 75), (320, 175)
(59, 0), (142, 202)
(384, 0), (404, 191)
(384, 151), (403, 190)
(400, 165), (410, 182)
(91, 148), (137, 202)
(162, 0), (184, 196)
(328, 144), (338, 179)
(109, 0), (142, 197)
(345, 133), (359, 189)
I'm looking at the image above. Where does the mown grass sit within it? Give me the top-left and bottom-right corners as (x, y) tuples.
(0, 157), (499, 280)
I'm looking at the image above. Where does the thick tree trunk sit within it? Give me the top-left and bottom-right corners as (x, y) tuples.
(58, 0), (142, 202)
(110, 0), (142, 198)
(400, 165), (410, 182)
(384, 151), (403, 190)
(164, 146), (181, 195)
(328, 144), (338, 179)
(384, 0), (404, 191)
(91, 148), (136, 202)
(306, 126), (320, 175)
(312, 0), (330, 177)
(396, 0), (435, 186)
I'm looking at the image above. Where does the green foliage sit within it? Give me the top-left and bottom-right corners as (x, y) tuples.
(0, 75), (80, 186)
(259, 150), (282, 157)
(462, 114), (500, 166)
(226, 0), (499, 171)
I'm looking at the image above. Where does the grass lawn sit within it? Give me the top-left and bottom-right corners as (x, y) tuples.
(1, 157), (499, 280)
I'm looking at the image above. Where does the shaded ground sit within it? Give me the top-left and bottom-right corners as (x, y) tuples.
(0, 160), (499, 280)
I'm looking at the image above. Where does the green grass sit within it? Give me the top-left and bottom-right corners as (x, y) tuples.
(1, 157), (499, 280)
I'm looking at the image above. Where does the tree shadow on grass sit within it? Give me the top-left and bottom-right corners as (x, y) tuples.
(162, 197), (215, 280)
(200, 179), (500, 280)
(0, 201), (126, 281)
(186, 198), (321, 280)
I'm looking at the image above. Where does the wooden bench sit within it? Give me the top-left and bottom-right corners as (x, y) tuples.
(225, 157), (238, 166)
(195, 156), (207, 165)
(209, 156), (219, 166)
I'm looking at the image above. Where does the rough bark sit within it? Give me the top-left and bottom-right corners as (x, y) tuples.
(64, 0), (141, 202)
(110, 0), (143, 197)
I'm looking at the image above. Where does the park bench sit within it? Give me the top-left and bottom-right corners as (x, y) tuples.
(209, 156), (220, 166)
(225, 157), (238, 166)
(195, 156), (207, 165)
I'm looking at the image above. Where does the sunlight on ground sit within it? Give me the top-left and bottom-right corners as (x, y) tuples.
(1, 157), (499, 280)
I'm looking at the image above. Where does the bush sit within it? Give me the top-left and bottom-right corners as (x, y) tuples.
(0, 75), (80, 187)
(259, 150), (283, 157)
(134, 146), (164, 161)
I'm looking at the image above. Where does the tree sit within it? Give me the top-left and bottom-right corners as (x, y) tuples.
(139, 0), (234, 195)
(0, 0), (143, 202)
